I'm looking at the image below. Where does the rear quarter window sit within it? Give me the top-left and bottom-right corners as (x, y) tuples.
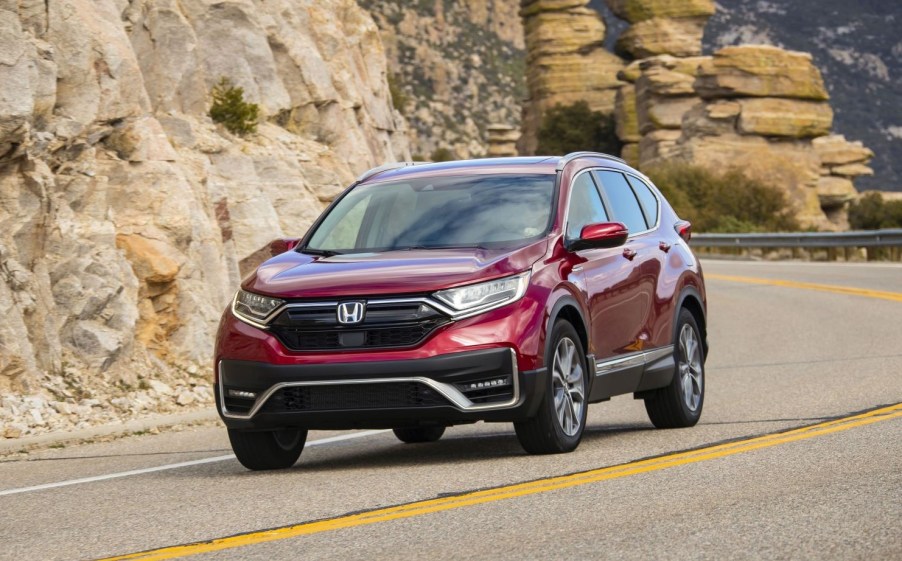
(626, 175), (659, 228)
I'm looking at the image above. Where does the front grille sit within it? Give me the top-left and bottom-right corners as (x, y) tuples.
(260, 382), (449, 413)
(269, 300), (449, 351)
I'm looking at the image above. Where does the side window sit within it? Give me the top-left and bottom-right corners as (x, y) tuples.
(594, 170), (648, 234)
(566, 172), (609, 240)
(626, 175), (659, 228)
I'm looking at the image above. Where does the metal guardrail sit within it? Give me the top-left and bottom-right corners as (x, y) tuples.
(691, 229), (902, 249)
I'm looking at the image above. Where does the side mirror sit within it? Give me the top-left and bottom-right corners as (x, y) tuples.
(569, 222), (629, 251)
(269, 238), (301, 256)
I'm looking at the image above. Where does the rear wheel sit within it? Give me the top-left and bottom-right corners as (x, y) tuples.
(644, 308), (705, 428)
(392, 426), (446, 443)
(515, 320), (588, 454)
(228, 427), (307, 470)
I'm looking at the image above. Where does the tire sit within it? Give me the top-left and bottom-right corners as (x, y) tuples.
(644, 308), (705, 428)
(392, 426), (446, 443)
(228, 427), (307, 470)
(515, 320), (588, 454)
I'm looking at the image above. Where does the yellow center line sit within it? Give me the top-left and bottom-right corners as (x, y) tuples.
(97, 403), (902, 561)
(706, 273), (902, 303)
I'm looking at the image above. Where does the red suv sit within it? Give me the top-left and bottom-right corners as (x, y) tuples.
(215, 152), (707, 470)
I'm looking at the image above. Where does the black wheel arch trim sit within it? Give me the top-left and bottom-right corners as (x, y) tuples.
(674, 285), (708, 356)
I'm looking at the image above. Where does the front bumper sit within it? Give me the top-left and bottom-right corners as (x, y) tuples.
(216, 348), (547, 431)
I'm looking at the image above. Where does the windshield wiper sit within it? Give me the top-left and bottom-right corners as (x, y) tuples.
(299, 247), (343, 257)
(393, 244), (488, 251)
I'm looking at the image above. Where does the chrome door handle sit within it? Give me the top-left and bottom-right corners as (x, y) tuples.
(659, 241), (671, 253)
(622, 248), (637, 261)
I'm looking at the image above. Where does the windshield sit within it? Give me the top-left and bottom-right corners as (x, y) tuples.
(304, 174), (556, 253)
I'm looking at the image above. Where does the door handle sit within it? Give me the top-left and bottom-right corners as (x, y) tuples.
(622, 248), (637, 261)
(659, 241), (671, 253)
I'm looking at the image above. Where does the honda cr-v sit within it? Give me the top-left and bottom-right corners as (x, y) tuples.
(215, 152), (708, 470)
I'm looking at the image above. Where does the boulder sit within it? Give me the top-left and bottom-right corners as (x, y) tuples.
(695, 45), (829, 101)
(616, 17), (708, 58)
(813, 134), (874, 166)
(737, 98), (833, 138)
(816, 176), (857, 209)
(606, 0), (715, 23)
(830, 163), (873, 178)
(638, 128), (681, 165)
(638, 94), (699, 133)
(681, 100), (740, 137)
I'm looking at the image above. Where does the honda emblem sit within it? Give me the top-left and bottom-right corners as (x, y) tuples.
(336, 301), (366, 325)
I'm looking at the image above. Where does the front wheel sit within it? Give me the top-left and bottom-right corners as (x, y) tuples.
(228, 427), (307, 470)
(515, 320), (588, 454)
(644, 308), (705, 428)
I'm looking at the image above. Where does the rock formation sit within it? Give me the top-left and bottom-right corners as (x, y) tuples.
(609, 13), (875, 229)
(0, 0), (408, 436)
(362, 0), (525, 160)
(608, 0), (715, 59)
(518, 0), (624, 155)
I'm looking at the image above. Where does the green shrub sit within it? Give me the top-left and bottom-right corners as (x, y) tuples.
(848, 192), (902, 229)
(387, 73), (408, 112)
(209, 77), (259, 136)
(536, 101), (621, 156)
(644, 161), (800, 233)
(430, 147), (455, 162)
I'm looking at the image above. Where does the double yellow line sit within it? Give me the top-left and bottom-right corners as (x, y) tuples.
(706, 273), (902, 303)
(101, 403), (902, 561)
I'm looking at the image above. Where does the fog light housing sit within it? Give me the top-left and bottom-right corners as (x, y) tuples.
(227, 389), (257, 400)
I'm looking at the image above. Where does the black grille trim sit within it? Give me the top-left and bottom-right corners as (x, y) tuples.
(269, 300), (450, 351)
(260, 382), (450, 413)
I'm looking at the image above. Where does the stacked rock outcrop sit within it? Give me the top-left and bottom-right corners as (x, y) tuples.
(611, 33), (874, 228)
(813, 135), (875, 227)
(608, 0), (715, 59)
(0, 0), (408, 435)
(670, 45), (851, 228)
(518, 0), (624, 155)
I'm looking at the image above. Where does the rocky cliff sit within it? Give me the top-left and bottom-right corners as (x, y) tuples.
(360, 0), (524, 159)
(0, 0), (408, 436)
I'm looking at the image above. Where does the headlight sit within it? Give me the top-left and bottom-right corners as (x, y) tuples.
(434, 271), (530, 316)
(232, 289), (285, 325)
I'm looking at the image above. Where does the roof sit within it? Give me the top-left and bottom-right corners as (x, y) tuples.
(360, 154), (632, 184)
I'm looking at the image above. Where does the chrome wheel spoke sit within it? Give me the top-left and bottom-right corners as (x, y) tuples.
(677, 324), (703, 413)
(551, 336), (585, 437)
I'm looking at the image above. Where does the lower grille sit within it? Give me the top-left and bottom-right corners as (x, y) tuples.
(260, 382), (449, 413)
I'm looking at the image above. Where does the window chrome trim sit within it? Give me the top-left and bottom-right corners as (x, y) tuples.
(594, 345), (674, 376)
(218, 349), (521, 420)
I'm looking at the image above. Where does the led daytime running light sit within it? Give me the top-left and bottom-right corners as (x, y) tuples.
(232, 289), (285, 323)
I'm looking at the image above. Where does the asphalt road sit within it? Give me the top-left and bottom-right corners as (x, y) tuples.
(1, 259), (900, 560)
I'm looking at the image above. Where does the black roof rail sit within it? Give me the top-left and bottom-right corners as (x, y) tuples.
(356, 161), (430, 183)
(555, 151), (626, 171)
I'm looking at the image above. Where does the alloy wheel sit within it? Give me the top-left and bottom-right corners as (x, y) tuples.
(551, 337), (586, 436)
(678, 323), (704, 412)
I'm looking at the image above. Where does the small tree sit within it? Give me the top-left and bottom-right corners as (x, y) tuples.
(848, 192), (902, 229)
(430, 147), (455, 162)
(644, 162), (800, 233)
(536, 101), (622, 156)
(209, 77), (260, 136)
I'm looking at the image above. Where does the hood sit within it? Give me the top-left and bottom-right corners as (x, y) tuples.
(243, 239), (549, 299)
